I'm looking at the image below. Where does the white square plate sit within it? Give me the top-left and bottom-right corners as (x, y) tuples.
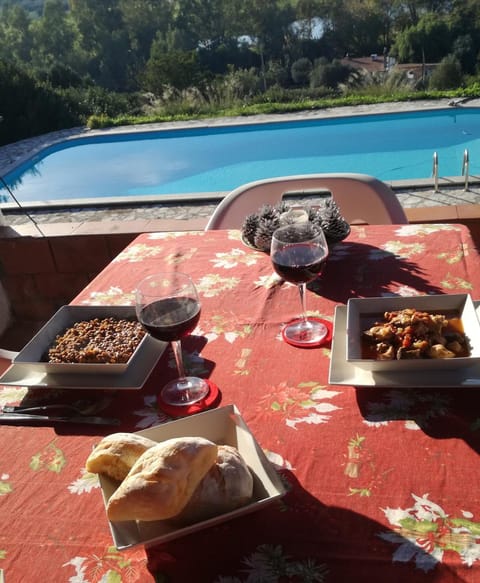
(346, 294), (480, 372)
(329, 302), (480, 387)
(0, 333), (165, 390)
(13, 305), (147, 375)
(98, 404), (286, 550)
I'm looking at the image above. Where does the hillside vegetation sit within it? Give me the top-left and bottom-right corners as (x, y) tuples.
(1, 0), (480, 145)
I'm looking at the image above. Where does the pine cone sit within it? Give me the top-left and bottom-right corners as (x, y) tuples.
(241, 201), (311, 252)
(323, 219), (350, 243)
(306, 205), (324, 228)
(254, 216), (280, 251)
(304, 200), (350, 244)
(319, 199), (350, 243)
(242, 213), (260, 246)
(276, 201), (290, 214)
(258, 204), (279, 222)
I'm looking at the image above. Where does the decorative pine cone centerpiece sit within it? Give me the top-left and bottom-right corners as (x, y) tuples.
(241, 199), (350, 252)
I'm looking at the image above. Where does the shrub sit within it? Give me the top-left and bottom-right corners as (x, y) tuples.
(0, 59), (80, 144)
(310, 59), (353, 89)
(428, 55), (463, 90)
(222, 67), (262, 101)
(291, 58), (312, 86)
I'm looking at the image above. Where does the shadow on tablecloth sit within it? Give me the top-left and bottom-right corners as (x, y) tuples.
(356, 385), (480, 455)
(308, 241), (444, 303)
(146, 469), (465, 582)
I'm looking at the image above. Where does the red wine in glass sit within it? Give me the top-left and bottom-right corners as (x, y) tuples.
(136, 273), (209, 406)
(271, 243), (327, 284)
(140, 297), (201, 342)
(271, 223), (329, 347)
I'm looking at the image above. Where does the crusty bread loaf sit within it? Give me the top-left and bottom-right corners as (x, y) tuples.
(106, 436), (218, 522)
(173, 444), (254, 525)
(85, 432), (157, 481)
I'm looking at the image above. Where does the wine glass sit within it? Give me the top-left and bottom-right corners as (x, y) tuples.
(135, 272), (210, 406)
(271, 222), (329, 347)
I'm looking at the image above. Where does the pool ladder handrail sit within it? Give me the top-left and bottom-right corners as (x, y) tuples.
(462, 149), (470, 191)
(432, 151), (439, 192)
(432, 149), (470, 192)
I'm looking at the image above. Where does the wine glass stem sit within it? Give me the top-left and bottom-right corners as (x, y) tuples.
(171, 340), (187, 380)
(298, 282), (309, 325)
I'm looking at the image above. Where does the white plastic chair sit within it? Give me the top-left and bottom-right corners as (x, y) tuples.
(204, 173), (408, 230)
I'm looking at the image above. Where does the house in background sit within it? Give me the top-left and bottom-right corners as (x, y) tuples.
(341, 54), (437, 84)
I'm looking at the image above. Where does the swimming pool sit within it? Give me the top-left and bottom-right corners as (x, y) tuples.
(2, 108), (480, 205)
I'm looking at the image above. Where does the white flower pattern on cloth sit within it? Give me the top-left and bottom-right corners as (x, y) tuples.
(114, 243), (164, 262)
(210, 248), (259, 268)
(196, 274), (241, 297)
(196, 323), (252, 344)
(80, 286), (135, 305)
(132, 394), (171, 428)
(379, 493), (480, 571)
(147, 231), (206, 240)
(68, 468), (100, 495)
(380, 286), (424, 297)
(254, 273), (283, 288)
(382, 240), (425, 258)
(258, 382), (341, 430)
(394, 224), (462, 237)
(63, 547), (147, 582)
(0, 386), (28, 406)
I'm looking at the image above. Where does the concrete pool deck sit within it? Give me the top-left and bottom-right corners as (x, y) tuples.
(2, 97), (480, 230)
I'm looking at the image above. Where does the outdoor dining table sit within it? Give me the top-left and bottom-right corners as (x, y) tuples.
(1, 223), (480, 582)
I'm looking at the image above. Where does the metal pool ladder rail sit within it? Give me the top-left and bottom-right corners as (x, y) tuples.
(462, 149), (470, 191)
(433, 151), (439, 192)
(433, 149), (471, 192)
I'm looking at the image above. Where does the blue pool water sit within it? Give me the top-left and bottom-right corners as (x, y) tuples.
(3, 108), (480, 204)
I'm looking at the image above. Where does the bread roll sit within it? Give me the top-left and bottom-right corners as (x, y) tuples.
(86, 432), (157, 481)
(173, 445), (254, 525)
(106, 436), (218, 522)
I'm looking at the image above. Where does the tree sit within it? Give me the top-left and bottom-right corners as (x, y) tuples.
(70, 0), (132, 90)
(119, 0), (172, 66)
(428, 54), (463, 90)
(141, 41), (205, 95)
(390, 11), (451, 63)
(0, 4), (33, 63)
(451, 34), (477, 75)
(448, 0), (480, 74)
(315, 0), (386, 57)
(29, 0), (77, 69)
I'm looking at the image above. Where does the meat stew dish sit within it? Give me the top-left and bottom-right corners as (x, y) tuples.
(362, 308), (470, 361)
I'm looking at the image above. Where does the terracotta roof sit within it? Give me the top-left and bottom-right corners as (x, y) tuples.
(340, 55), (387, 73)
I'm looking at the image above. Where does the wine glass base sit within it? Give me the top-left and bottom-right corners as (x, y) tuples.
(161, 376), (210, 406)
(281, 317), (330, 347)
(158, 380), (221, 417)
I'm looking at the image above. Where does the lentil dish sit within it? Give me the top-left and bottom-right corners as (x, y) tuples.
(47, 317), (146, 364)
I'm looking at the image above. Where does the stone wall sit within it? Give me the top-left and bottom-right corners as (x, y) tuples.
(0, 218), (206, 327)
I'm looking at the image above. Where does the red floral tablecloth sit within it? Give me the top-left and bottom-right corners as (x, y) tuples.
(1, 224), (480, 582)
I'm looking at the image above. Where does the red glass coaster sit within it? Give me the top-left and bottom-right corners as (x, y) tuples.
(157, 380), (221, 418)
(281, 317), (333, 348)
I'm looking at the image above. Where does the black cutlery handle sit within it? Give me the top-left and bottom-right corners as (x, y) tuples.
(0, 413), (120, 425)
